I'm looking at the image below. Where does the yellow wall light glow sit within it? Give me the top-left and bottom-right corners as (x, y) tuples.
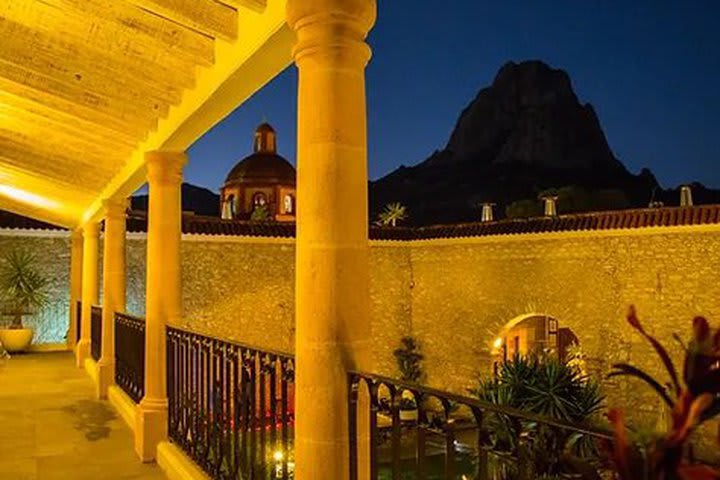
(0, 184), (59, 210)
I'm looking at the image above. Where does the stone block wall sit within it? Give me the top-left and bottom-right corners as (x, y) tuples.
(7, 225), (720, 456)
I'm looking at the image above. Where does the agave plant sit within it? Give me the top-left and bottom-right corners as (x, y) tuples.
(0, 250), (49, 329)
(472, 353), (605, 478)
(606, 306), (720, 480)
(376, 202), (408, 227)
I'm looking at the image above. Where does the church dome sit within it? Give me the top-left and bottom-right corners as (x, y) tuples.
(223, 123), (296, 186)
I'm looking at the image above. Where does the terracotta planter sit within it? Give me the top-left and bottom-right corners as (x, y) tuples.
(0, 328), (34, 352)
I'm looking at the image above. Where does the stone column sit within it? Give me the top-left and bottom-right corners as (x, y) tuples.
(135, 151), (186, 462)
(76, 222), (99, 368)
(68, 229), (83, 350)
(97, 198), (128, 399)
(287, 1), (376, 479)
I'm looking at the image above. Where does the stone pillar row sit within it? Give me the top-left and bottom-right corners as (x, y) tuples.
(72, 151), (185, 463)
(72, 1), (376, 473)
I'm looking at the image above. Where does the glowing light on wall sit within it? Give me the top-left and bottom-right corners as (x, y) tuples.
(0, 184), (58, 210)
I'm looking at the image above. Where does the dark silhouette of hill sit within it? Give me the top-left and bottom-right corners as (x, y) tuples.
(369, 60), (720, 225)
(131, 183), (219, 217)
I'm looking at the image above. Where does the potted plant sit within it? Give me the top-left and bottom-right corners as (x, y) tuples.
(0, 250), (49, 352)
(394, 336), (424, 422)
(398, 392), (419, 422)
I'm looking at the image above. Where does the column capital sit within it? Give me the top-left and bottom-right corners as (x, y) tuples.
(145, 151), (187, 186)
(287, 0), (376, 64)
(70, 228), (83, 242)
(102, 197), (129, 220)
(82, 221), (100, 238)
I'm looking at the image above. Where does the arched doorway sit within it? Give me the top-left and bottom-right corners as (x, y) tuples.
(491, 313), (579, 363)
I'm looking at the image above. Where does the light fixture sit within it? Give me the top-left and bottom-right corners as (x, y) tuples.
(493, 337), (503, 350)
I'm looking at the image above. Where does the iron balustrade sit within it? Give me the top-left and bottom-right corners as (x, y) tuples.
(348, 371), (613, 480)
(167, 326), (295, 480)
(114, 312), (146, 403)
(75, 300), (82, 343)
(90, 305), (102, 361)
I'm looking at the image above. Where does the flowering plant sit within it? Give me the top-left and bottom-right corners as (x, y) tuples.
(606, 306), (720, 480)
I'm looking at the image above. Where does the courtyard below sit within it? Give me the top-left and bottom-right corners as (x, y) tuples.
(0, 352), (166, 480)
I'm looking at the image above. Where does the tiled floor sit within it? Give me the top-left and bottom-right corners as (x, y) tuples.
(0, 352), (166, 480)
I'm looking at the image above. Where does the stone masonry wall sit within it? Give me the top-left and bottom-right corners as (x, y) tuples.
(9, 226), (720, 456)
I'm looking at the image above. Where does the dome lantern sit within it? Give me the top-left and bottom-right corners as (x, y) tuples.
(254, 122), (277, 154)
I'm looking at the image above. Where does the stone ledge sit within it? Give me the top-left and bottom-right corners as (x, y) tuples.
(28, 342), (70, 352)
(157, 441), (211, 480)
(108, 384), (138, 432)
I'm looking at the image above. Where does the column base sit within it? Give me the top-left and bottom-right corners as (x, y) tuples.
(96, 359), (115, 400)
(75, 339), (90, 368)
(135, 397), (168, 462)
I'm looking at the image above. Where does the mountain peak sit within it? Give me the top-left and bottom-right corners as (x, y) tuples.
(369, 60), (666, 225)
(442, 59), (624, 172)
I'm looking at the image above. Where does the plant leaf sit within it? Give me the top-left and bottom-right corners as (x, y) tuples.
(678, 464), (720, 480)
(626, 305), (682, 396)
(608, 363), (674, 407)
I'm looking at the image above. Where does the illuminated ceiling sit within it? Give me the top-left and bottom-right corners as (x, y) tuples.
(0, 0), (293, 227)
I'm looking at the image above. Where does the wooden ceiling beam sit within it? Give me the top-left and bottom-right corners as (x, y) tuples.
(0, 136), (116, 188)
(0, 1), (199, 91)
(0, 91), (139, 149)
(38, 0), (215, 67)
(126, 0), (239, 40)
(0, 163), (97, 208)
(218, 0), (266, 13)
(0, 193), (79, 229)
(0, 78), (150, 140)
(0, 129), (122, 177)
(0, 18), (182, 112)
(0, 114), (135, 165)
(0, 60), (161, 131)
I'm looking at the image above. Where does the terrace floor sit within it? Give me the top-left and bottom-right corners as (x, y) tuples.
(0, 352), (165, 480)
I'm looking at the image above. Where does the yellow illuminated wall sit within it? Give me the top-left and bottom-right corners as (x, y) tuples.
(7, 225), (719, 459)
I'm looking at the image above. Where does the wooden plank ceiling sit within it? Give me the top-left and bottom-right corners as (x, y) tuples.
(0, 0), (290, 228)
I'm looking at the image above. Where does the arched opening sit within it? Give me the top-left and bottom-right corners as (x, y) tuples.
(491, 313), (579, 364)
(252, 192), (267, 208)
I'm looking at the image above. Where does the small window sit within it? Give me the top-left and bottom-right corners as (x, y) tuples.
(253, 192), (267, 207)
(283, 194), (294, 214)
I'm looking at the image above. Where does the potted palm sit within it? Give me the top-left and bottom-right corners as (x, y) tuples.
(0, 250), (49, 352)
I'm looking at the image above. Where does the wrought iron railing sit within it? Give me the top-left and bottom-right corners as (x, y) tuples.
(167, 326), (295, 480)
(90, 305), (102, 361)
(348, 372), (613, 480)
(114, 312), (146, 403)
(75, 300), (82, 343)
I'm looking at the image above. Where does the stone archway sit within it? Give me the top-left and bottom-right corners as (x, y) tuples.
(491, 313), (579, 362)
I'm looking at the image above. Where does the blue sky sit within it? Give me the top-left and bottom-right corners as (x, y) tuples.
(185, 1), (720, 192)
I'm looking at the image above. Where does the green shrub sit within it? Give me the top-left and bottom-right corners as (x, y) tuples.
(471, 353), (605, 478)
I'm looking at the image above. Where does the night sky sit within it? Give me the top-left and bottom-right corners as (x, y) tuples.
(185, 1), (720, 194)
